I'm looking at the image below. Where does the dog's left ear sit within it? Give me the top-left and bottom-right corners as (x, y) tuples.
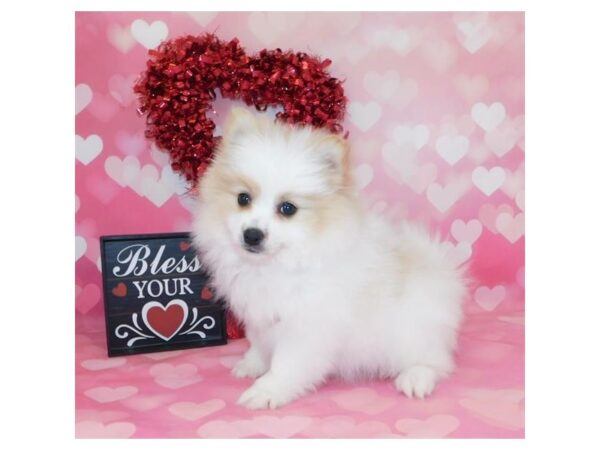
(315, 134), (352, 187)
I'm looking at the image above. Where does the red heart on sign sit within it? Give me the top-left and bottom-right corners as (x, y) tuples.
(179, 241), (191, 251)
(142, 300), (188, 341)
(200, 286), (214, 300)
(112, 282), (127, 297)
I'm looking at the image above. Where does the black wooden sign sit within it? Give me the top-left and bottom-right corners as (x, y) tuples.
(100, 232), (227, 357)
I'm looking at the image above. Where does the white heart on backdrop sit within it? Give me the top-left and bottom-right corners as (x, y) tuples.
(122, 157), (143, 191)
(105, 155), (129, 188)
(471, 102), (506, 132)
(456, 20), (493, 54)
(76, 283), (101, 314)
(76, 236), (87, 262)
(501, 165), (525, 199)
(402, 163), (438, 194)
(496, 212), (525, 243)
(426, 182), (464, 213)
(515, 190), (525, 211)
(436, 135), (469, 165)
(75, 84), (93, 115)
(347, 101), (382, 132)
(130, 19), (168, 49)
(392, 124), (429, 151)
(451, 219), (483, 245)
(105, 156), (178, 207)
(108, 74), (137, 107)
(363, 70), (401, 102)
(475, 285), (506, 311)
(138, 165), (171, 206)
(389, 26), (421, 55)
(160, 165), (189, 196)
(75, 134), (103, 165)
(421, 39), (458, 73)
(479, 203), (514, 234)
(106, 23), (136, 53)
(485, 115), (523, 157)
(472, 166), (506, 196)
(365, 26), (420, 56)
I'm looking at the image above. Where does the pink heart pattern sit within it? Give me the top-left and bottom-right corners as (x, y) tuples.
(76, 420), (136, 438)
(197, 415), (313, 438)
(475, 285), (506, 311)
(395, 414), (460, 438)
(168, 399), (226, 421)
(84, 386), (139, 403)
(76, 11), (524, 438)
(330, 387), (398, 415)
(459, 389), (524, 431)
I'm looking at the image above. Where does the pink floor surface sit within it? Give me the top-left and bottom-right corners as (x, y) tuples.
(75, 306), (524, 438)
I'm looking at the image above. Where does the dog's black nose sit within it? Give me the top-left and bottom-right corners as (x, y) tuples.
(243, 228), (265, 247)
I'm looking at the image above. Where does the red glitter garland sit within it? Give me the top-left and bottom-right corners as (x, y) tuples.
(134, 34), (347, 186)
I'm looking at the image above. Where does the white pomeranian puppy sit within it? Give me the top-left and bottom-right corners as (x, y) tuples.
(192, 107), (467, 409)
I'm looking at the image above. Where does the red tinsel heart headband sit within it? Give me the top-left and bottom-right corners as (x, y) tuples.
(134, 33), (348, 187)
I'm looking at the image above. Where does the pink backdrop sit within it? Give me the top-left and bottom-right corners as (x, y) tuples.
(75, 12), (524, 438)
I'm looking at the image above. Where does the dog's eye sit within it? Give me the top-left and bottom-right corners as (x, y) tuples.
(278, 201), (297, 217)
(237, 192), (251, 207)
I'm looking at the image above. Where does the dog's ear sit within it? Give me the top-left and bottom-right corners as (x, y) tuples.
(223, 107), (258, 143)
(318, 134), (349, 170)
(315, 134), (352, 188)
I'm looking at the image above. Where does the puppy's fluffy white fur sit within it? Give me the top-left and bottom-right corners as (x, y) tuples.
(192, 108), (467, 409)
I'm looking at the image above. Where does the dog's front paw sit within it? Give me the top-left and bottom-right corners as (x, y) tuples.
(237, 377), (293, 410)
(232, 352), (268, 379)
(395, 365), (438, 399)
